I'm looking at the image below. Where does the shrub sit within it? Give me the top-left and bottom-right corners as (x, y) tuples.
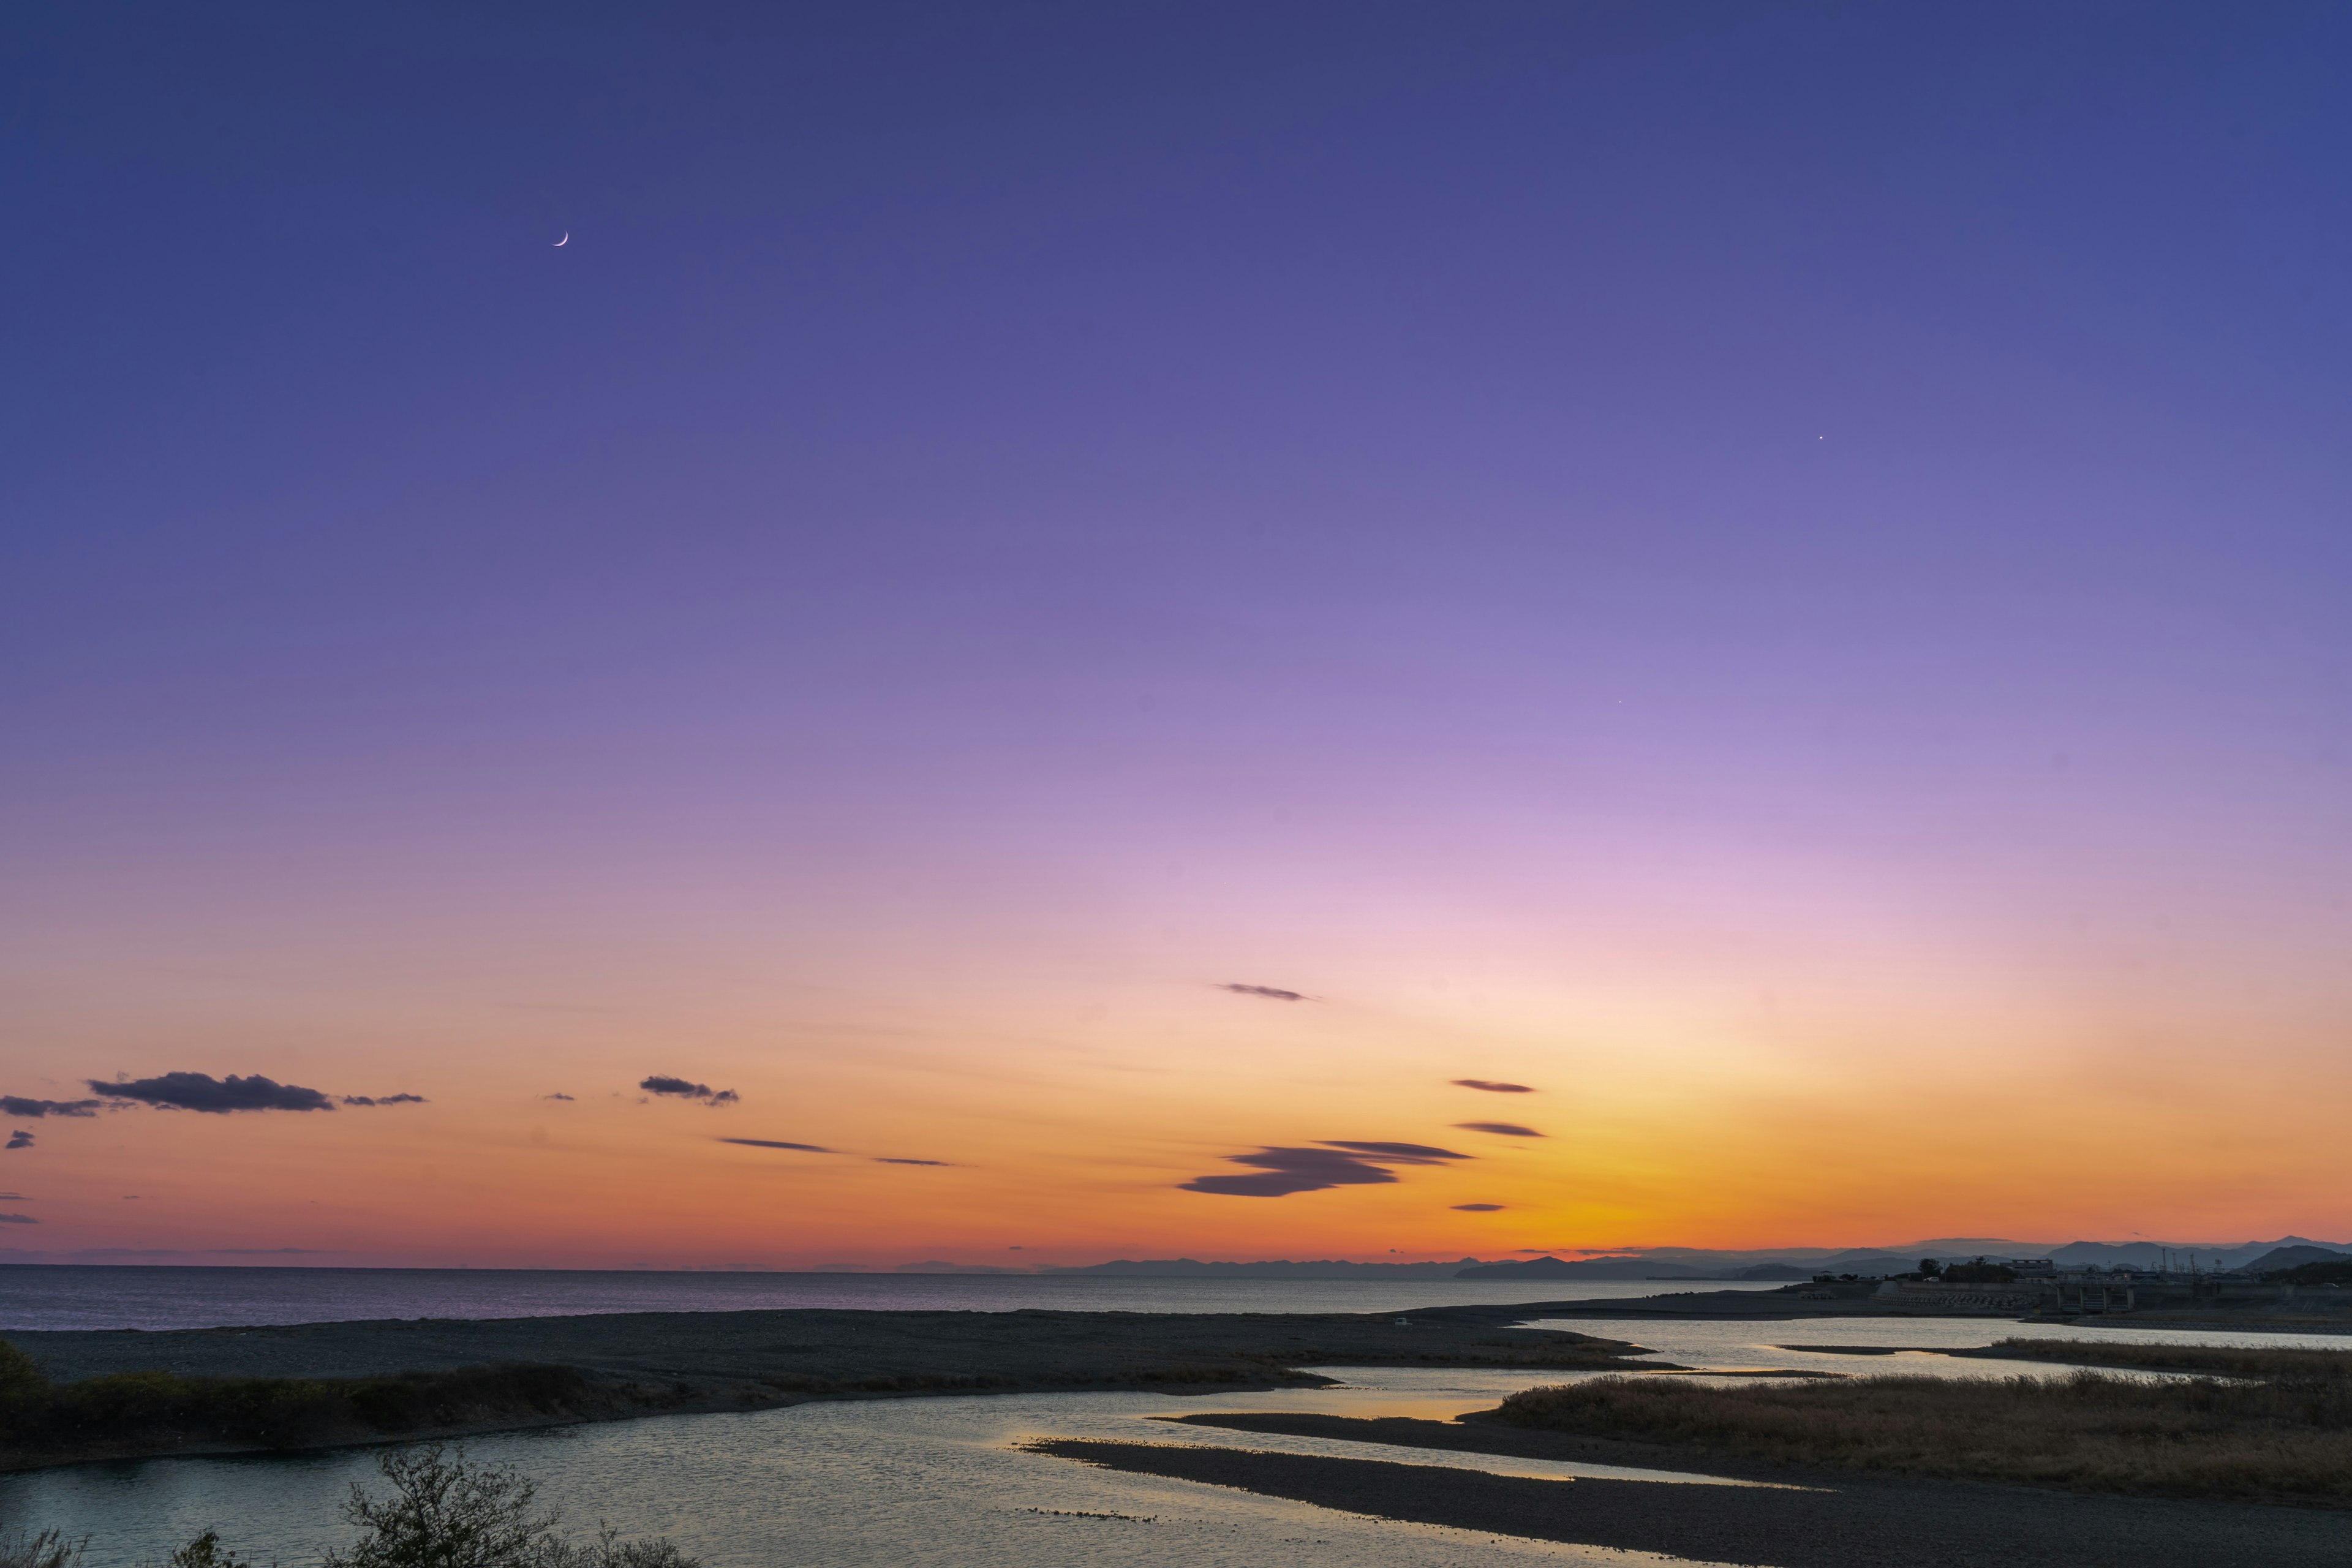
(167, 1531), (257, 1568)
(0, 1341), (47, 1404)
(320, 1444), (698, 1568)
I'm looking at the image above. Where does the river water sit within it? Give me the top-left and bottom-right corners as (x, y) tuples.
(8, 1310), (2345, 1567)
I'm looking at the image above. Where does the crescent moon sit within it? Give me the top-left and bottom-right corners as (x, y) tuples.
(554, 232), (568, 247)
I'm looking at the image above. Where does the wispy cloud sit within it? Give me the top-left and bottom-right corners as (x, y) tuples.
(875, 1157), (952, 1166)
(1, 1096), (102, 1118)
(91, 1072), (336, 1113)
(5, 1132), (31, 1151)
(1181, 1140), (1472, 1198)
(0, 1213), (35, 1225)
(540, 1093), (576, 1101)
(641, 1075), (740, 1105)
(1452, 1203), (1506, 1212)
(1456, 1121), (1542, 1137)
(341, 1093), (426, 1106)
(1219, 984), (1305, 1001)
(1319, 1140), (1471, 1163)
(1452, 1079), (1534, 1094)
(718, 1137), (831, 1153)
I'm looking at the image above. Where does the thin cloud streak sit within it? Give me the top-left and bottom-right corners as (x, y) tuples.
(1319, 1140), (1471, 1163)
(0, 1096), (100, 1118)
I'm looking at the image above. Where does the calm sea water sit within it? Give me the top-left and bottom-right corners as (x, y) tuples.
(0, 1266), (1784, 1332)
(9, 1314), (2339, 1567)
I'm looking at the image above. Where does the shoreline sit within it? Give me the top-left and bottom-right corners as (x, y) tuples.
(1034, 1430), (2352, 1567)
(0, 1298), (1644, 1473)
(9, 1284), (2345, 1473)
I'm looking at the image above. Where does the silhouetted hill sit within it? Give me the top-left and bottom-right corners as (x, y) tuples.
(1454, 1257), (1709, 1281)
(2244, 1245), (2351, 1275)
(1050, 1257), (1489, 1278)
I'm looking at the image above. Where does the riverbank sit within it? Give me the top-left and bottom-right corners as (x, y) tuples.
(15, 1283), (2343, 1474)
(0, 1300), (1649, 1471)
(1036, 1426), (2352, 1568)
(1488, 1357), (2352, 1504)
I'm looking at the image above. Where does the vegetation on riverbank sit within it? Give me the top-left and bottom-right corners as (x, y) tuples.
(3, 1444), (696, 1568)
(6, 1304), (1662, 1469)
(1969, 1338), (2352, 1380)
(0, 1338), (640, 1469)
(1490, 1362), (2352, 1503)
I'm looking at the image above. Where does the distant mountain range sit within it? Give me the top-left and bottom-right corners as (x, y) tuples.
(1044, 1257), (1488, 1278)
(1461, 1238), (2348, 1278)
(997, 1236), (2351, 1280)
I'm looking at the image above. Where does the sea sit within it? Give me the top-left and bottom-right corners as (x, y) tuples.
(0, 1265), (1782, 1333)
(8, 1268), (2349, 1566)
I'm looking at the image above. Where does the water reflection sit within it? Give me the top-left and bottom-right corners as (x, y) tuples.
(5, 1315), (2334, 1567)
(0, 1378), (1742, 1568)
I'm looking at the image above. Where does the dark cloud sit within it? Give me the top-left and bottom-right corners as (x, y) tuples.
(92, 1073), (336, 1114)
(341, 1093), (426, 1107)
(7, 1133), (36, 1150)
(1452, 1079), (1534, 1094)
(1319, 1140), (1472, 1163)
(1182, 1140), (1472, 1198)
(541, 1093), (576, 1101)
(641, 1075), (740, 1105)
(1, 1096), (101, 1118)
(1219, 984), (1305, 1001)
(1456, 1121), (1543, 1137)
(1452, 1203), (1506, 1212)
(717, 1138), (831, 1153)
(875, 1158), (951, 1166)
(0, 1193), (21, 1200)
(0, 1213), (35, 1225)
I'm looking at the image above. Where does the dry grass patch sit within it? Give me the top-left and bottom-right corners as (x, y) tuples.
(1492, 1368), (2352, 1504)
(1970, 1338), (2352, 1381)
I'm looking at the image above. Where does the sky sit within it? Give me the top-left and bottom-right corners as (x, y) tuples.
(4, 1), (2350, 1268)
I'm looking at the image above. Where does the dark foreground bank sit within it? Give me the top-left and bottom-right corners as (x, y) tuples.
(1036, 1428), (2352, 1568)
(0, 1300), (1646, 1471)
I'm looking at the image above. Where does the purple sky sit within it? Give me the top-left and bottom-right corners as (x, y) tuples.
(5, 2), (2351, 1262)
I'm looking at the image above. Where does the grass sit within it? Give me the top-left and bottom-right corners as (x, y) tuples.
(0, 1532), (81, 1568)
(1972, 1338), (2352, 1380)
(0, 1338), (626, 1468)
(1490, 1360), (2352, 1504)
